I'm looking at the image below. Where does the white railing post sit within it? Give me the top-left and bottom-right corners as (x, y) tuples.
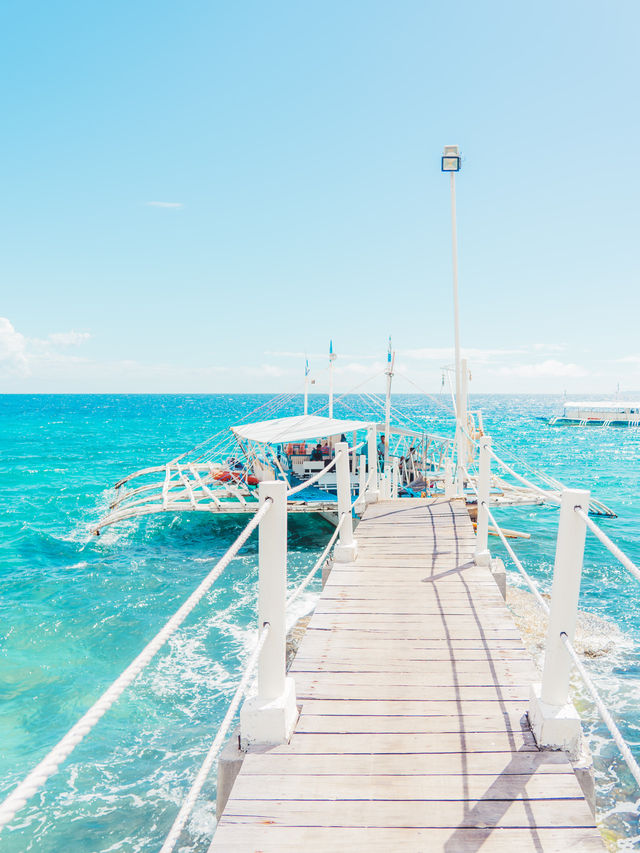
(444, 458), (455, 499)
(455, 433), (465, 495)
(334, 442), (358, 562)
(354, 454), (367, 514)
(366, 426), (379, 503)
(240, 481), (297, 749)
(474, 435), (492, 566)
(529, 487), (590, 758)
(381, 468), (390, 499)
(391, 461), (399, 499)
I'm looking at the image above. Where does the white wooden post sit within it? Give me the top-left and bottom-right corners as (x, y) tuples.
(455, 441), (464, 495)
(381, 468), (390, 500)
(240, 481), (297, 749)
(444, 458), (455, 499)
(474, 435), (491, 566)
(334, 442), (358, 562)
(529, 488), (590, 759)
(366, 426), (379, 503)
(354, 454), (367, 514)
(391, 461), (399, 499)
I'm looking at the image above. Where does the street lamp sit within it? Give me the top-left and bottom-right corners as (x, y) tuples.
(442, 144), (465, 493)
(441, 145), (461, 172)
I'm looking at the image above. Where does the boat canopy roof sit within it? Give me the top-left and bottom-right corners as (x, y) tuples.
(231, 414), (373, 444)
(564, 401), (640, 409)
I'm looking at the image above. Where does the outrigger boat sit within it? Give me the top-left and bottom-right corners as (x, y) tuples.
(93, 412), (454, 534)
(94, 344), (617, 535)
(549, 401), (640, 426)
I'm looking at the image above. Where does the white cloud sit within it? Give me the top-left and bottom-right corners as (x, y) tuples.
(493, 360), (588, 378)
(0, 318), (92, 380)
(145, 201), (184, 209)
(264, 350), (322, 359)
(244, 364), (288, 378)
(264, 350), (377, 361)
(0, 317), (29, 376)
(48, 331), (91, 346)
(335, 360), (383, 376)
(403, 347), (524, 363)
(531, 342), (567, 352)
(614, 355), (640, 364)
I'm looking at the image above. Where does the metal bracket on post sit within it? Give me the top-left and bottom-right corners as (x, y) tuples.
(240, 481), (298, 750)
(365, 426), (379, 504)
(529, 488), (590, 759)
(474, 435), (491, 566)
(444, 458), (455, 500)
(334, 442), (358, 563)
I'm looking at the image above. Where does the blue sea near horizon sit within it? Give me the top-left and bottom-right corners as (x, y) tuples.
(1, 392), (640, 851)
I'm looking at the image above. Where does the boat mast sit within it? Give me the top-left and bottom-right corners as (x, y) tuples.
(304, 357), (310, 415)
(384, 337), (395, 471)
(328, 340), (336, 418)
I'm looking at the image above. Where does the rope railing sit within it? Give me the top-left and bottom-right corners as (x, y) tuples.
(287, 454), (339, 496)
(575, 506), (640, 586)
(487, 447), (561, 504)
(461, 462), (550, 616)
(160, 624), (271, 853)
(484, 501), (550, 616)
(286, 441), (365, 497)
(560, 632), (640, 789)
(167, 474), (363, 849)
(462, 456), (640, 801)
(287, 514), (348, 609)
(0, 499), (273, 833)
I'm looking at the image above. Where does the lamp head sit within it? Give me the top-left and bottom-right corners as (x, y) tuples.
(441, 144), (461, 172)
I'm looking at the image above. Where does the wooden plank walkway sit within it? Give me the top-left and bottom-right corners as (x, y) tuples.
(212, 497), (605, 852)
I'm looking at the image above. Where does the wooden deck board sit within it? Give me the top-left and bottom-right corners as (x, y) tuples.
(211, 497), (605, 851)
(212, 826), (606, 852)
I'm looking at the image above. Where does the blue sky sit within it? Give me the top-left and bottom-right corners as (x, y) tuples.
(1, 1), (638, 395)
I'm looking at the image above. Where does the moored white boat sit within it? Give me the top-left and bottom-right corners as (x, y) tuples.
(549, 401), (640, 426)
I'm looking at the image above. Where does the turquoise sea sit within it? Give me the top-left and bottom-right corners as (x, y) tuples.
(1, 393), (640, 851)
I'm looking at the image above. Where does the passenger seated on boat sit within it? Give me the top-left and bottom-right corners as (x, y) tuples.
(321, 441), (330, 456)
(310, 443), (324, 462)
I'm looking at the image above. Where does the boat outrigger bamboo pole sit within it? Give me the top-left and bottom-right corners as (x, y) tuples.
(384, 337), (394, 471)
(328, 340), (336, 418)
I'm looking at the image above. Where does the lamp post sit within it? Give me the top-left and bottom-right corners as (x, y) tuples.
(441, 145), (464, 492)
(384, 337), (394, 472)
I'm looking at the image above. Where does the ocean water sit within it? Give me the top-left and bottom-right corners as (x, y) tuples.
(1, 393), (640, 851)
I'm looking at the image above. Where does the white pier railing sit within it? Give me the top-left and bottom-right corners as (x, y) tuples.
(0, 437), (368, 851)
(462, 443), (640, 793)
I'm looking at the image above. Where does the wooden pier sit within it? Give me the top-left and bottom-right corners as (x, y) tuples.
(212, 497), (605, 851)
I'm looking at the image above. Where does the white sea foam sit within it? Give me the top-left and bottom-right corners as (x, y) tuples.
(506, 583), (633, 670)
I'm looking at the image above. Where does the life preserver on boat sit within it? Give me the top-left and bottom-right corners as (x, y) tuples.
(213, 470), (232, 482)
(246, 475), (259, 486)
